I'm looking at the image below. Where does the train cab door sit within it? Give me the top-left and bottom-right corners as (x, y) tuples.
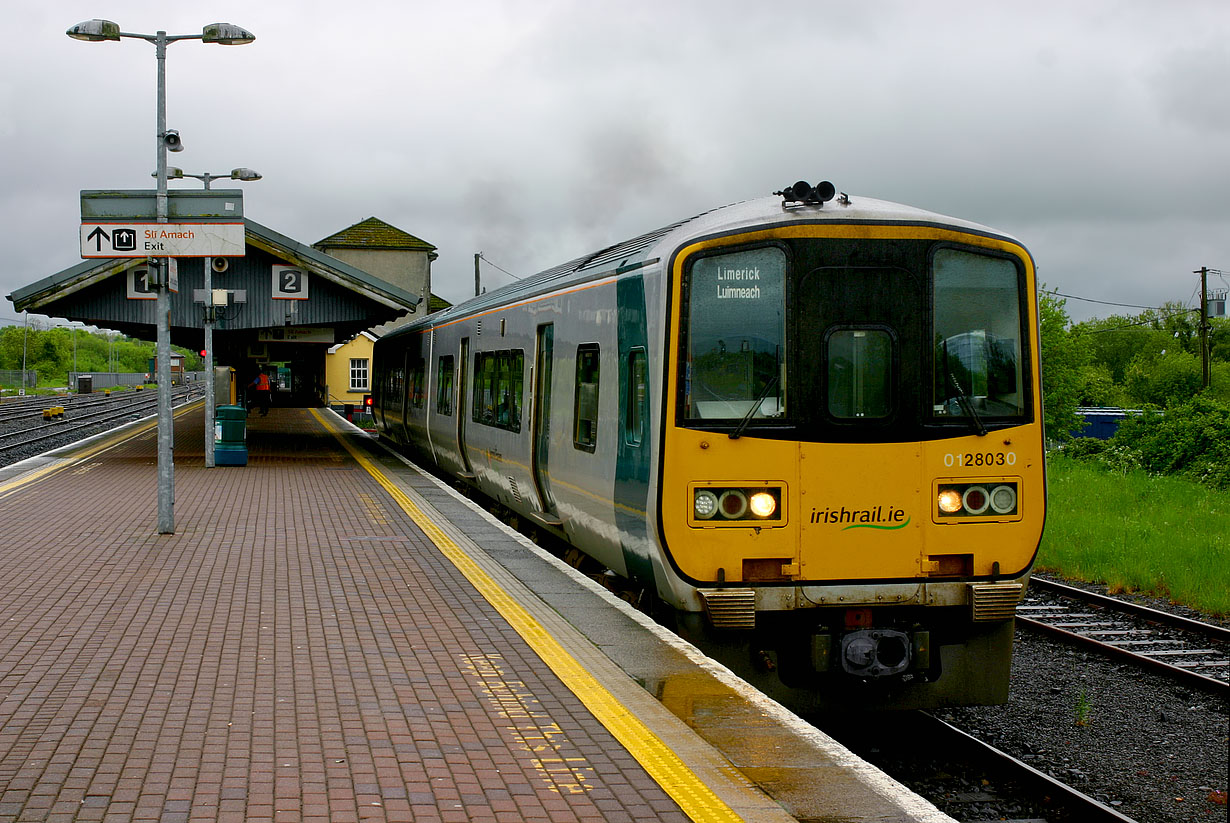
(457, 337), (475, 479)
(531, 324), (558, 520)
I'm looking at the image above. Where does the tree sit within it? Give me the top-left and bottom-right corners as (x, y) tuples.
(1124, 350), (1203, 407)
(1038, 290), (1089, 442)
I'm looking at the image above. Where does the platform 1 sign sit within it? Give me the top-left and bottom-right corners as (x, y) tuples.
(80, 222), (245, 258)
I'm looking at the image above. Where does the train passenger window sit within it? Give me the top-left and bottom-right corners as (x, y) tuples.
(932, 249), (1025, 419)
(384, 365), (404, 413)
(436, 355), (454, 416)
(410, 358), (426, 408)
(626, 348), (647, 445)
(682, 246), (787, 422)
(471, 350), (523, 432)
(827, 329), (892, 419)
(574, 344), (600, 451)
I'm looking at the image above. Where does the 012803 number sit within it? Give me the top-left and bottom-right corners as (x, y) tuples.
(944, 452), (1016, 468)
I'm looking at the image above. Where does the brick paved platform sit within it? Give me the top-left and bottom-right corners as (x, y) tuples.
(0, 405), (951, 823)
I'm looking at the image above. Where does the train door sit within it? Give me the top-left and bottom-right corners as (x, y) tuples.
(531, 324), (557, 516)
(457, 338), (475, 478)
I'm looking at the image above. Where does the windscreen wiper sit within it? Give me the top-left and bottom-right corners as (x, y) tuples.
(943, 340), (987, 437)
(729, 376), (779, 440)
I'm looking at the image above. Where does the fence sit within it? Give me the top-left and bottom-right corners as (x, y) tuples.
(0, 370), (37, 388)
(67, 371), (208, 390)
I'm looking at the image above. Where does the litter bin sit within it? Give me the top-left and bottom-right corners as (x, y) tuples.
(77, 374), (93, 394)
(214, 404), (248, 466)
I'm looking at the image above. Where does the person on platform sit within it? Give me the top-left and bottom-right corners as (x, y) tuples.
(248, 371), (271, 416)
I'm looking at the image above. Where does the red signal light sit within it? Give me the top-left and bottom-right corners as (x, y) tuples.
(363, 394), (373, 408)
(199, 349), (207, 358)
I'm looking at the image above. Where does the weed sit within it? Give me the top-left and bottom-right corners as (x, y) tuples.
(1074, 689), (1092, 727)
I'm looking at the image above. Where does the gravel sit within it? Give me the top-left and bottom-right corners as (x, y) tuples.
(941, 626), (1228, 823)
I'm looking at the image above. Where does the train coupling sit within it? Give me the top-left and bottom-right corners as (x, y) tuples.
(812, 629), (930, 678)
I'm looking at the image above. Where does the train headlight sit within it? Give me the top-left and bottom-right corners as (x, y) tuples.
(937, 489), (963, 514)
(694, 490), (719, 519)
(718, 490), (748, 519)
(749, 492), (777, 518)
(989, 484), (1017, 514)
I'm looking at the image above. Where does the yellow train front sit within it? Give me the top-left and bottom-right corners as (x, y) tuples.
(373, 180), (1045, 711)
(656, 183), (1045, 710)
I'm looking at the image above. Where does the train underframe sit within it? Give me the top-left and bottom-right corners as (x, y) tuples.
(672, 604), (1016, 712)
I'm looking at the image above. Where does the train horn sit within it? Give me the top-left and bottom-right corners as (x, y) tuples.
(776, 180), (837, 206)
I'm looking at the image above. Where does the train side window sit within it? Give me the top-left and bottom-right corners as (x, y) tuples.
(574, 344), (600, 452)
(436, 355), (454, 416)
(473, 352), (496, 425)
(410, 358), (426, 408)
(827, 329), (892, 419)
(471, 349), (523, 432)
(625, 348), (647, 445)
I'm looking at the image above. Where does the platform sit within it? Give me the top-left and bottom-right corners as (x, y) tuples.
(0, 405), (953, 823)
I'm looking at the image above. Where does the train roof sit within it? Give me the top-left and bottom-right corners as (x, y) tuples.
(380, 190), (1020, 341)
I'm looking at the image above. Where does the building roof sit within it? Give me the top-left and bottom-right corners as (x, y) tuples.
(7, 218), (423, 315)
(315, 217), (437, 253)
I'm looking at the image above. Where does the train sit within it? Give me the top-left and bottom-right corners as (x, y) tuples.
(372, 180), (1046, 710)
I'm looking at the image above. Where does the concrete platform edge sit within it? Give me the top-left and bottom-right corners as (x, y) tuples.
(328, 412), (955, 823)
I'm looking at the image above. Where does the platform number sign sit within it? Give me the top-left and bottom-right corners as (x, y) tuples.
(126, 266), (156, 300)
(272, 265), (309, 300)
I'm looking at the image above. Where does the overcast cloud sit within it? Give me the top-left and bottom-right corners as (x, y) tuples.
(2, 0), (1227, 326)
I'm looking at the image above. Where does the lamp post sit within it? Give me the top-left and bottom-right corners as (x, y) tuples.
(166, 167), (261, 467)
(68, 19), (255, 534)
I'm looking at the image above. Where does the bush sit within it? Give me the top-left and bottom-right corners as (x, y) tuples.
(1110, 395), (1230, 489)
(1060, 437), (1109, 460)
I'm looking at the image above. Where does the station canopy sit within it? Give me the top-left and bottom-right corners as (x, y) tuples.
(7, 218), (423, 349)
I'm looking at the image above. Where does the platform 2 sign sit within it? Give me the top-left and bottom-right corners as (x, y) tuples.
(272, 265), (309, 300)
(80, 222), (245, 258)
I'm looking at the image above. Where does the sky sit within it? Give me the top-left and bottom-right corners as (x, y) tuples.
(2, 0), (1228, 329)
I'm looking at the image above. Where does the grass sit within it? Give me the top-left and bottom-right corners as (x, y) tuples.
(1038, 453), (1230, 618)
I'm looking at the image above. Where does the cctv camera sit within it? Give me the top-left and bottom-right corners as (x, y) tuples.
(163, 129), (183, 152)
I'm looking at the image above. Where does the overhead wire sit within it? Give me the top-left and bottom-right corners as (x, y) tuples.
(477, 253), (522, 282)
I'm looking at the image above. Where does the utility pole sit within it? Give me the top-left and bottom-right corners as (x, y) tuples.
(1196, 267), (1210, 390)
(474, 252), (481, 297)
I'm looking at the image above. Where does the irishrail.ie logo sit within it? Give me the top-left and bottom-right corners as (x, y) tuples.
(810, 504), (911, 531)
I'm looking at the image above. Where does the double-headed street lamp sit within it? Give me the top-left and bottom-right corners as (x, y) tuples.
(164, 167), (262, 468)
(68, 19), (255, 534)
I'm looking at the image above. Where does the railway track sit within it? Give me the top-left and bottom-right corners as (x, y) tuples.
(0, 390), (148, 424)
(817, 708), (1141, 822)
(0, 385), (203, 461)
(1018, 576), (1229, 695)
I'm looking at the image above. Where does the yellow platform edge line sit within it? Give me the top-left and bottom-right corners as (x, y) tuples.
(313, 410), (746, 823)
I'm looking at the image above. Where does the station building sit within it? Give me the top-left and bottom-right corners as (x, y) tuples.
(7, 215), (446, 406)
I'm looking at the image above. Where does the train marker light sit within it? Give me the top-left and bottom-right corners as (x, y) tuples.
(938, 489), (963, 514)
(694, 490), (719, 519)
(718, 490), (749, 519)
(749, 491), (777, 518)
(961, 486), (990, 515)
(989, 484), (1017, 514)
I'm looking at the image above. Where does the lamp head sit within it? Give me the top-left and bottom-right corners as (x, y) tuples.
(202, 23), (255, 45)
(66, 19), (120, 42)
